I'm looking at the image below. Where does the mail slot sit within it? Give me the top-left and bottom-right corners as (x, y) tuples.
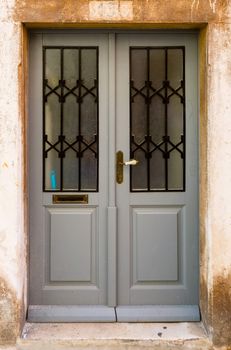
(53, 194), (88, 204)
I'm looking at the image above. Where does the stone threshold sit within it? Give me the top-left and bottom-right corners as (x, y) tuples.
(16, 322), (212, 350)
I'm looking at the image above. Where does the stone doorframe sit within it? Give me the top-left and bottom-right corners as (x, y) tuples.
(0, 1), (230, 348)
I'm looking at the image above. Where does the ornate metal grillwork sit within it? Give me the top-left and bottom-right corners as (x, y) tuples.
(43, 47), (99, 192)
(130, 47), (185, 191)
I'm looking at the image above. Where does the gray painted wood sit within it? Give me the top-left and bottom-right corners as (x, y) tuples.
(29, 32), (199, 321)
(133, 207), (179, 282)
(28, 306), (116, 322)
(116, 305), (200, 322)
(107, 34), (117, 307)
(49, 208), (96, 282)
(116, 33), (199, 310)
(107, 206), (117, 307)
(29, 33), (109, 307)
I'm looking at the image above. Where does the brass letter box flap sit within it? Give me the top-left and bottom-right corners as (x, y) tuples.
(53, 194), (88, 204)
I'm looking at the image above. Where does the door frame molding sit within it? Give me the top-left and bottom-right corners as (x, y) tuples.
(107, 33), (117, 307)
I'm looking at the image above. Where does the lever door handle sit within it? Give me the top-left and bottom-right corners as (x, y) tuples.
(123, 159), (139, 166)
(116, 151), (139, 184)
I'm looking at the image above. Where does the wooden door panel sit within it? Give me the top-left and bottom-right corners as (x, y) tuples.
(49, 207), (97, 283)
(132, 206), (179, 283)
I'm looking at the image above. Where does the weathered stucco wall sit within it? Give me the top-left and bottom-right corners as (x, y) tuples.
(13, 0), (229, 25)
(0, 0), (26, 343)
(206, 22), (231, 346)
(0, 0), (230, 347)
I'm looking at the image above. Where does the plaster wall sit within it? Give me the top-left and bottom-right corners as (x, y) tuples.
(0, 0), (230, 347)
(206, 22), (231, 345)
(0, 0), (26, 343)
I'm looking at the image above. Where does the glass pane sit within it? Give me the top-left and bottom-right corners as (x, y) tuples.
(131, 49), (147, 90)
(131, 149), (148, 191)
(63, 149), (79, 190)
(62, 50), (79, 190)
(150, 151), (165, 190)
(45, 149), (60, 191)
(81, 49), (97, 89)
(63, 94), (79, 142)
(45, 49), (60, 88)
(130, 49), (147, 191)
(168, 94), (183, 144)
(80, 49), (98, 191)
(131, 94), (146, 144)
(150, 95), (165, 144)
(63, 49), (79, 87)
(149, 57), (165, 191)
(167, 49), (184, 190)
(150, 49), (165, 89)
(168, 49), (183, 90)
(81, 94), (97, 143)
(130, 47), (185, 192)
(81, 149), (97, 190)
(43, 47), (98, 191)
(44, 49), (61, 191)
(168, 150), (183, 190)
(45, 94), (60, 144)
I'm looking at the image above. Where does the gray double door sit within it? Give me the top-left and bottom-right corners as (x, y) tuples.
(29, 32), (199, 322)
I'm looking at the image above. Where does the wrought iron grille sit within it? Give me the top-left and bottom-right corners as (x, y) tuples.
(130, 47), (185, 192)
(43, 47), (99, 192)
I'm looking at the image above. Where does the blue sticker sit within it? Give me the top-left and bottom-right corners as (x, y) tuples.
(50, 170), (57, 190)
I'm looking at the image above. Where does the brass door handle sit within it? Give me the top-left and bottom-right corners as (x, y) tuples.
(116, 151), (138, 184)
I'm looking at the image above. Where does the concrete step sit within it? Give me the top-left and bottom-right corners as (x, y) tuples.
(17, 322), (211, 350)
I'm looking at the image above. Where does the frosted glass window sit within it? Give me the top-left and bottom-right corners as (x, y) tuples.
(130, 47), (185, 191)
(43, 47), (98, 191)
